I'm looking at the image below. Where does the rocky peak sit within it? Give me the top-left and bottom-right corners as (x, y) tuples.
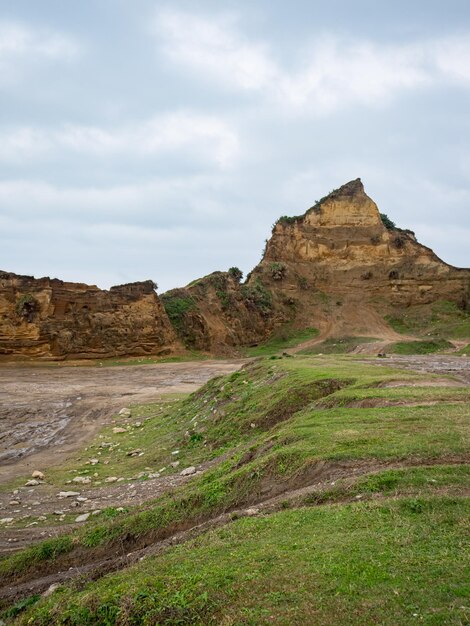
(303, 178), (382, 229)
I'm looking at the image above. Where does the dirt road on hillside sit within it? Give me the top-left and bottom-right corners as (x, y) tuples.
(0, 360), (245, 482)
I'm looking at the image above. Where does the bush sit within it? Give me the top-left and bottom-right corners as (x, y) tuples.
(269, 262), (286, 281)
(241, 279), (273, 315)
(228, 267), (243, 282)
(380, 213), (396, 230)
(15, 293), (38, 322)
(161, 290), (196, 331)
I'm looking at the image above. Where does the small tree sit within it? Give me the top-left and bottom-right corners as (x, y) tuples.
(228, 267), (243, 282)
(380, 213), (396, 230)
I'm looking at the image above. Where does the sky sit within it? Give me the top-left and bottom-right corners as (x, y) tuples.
(0, 0), (469, 292)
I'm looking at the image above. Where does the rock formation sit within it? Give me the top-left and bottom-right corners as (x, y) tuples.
(0, 273), (179, 360)
(165, 179), (470, 348)
(1, 179), (468, 359)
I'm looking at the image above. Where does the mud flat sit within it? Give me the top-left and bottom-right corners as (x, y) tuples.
(0, 360), (245, 482)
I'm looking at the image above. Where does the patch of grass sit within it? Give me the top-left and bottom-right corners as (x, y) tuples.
(1, 594), (40, 620)
(246, 326), (319, 356)
(98, 352), (208, 367)
(18, 496), (470, 625)
(389, 339), (454, 355)
(385, 300), (470, 339)
(241, 279), (273, 315)
(161, 290), (196, 333)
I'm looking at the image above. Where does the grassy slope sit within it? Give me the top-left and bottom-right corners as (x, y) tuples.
(245, 326), (319, 357)
(385, 300), (470, 340)
(2, 355), (469, 625)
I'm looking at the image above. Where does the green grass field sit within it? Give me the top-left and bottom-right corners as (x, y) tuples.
(2, 354), (468, 625)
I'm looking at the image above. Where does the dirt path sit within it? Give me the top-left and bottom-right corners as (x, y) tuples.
(0, 360), (245, 483)
(288, 300), (412, 355)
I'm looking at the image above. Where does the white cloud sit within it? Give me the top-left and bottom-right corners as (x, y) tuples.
(154, 10), (470, 113)
(0, 112), (240, 167)
(0, 174), (236, 226)
(155, 11), (277, 91)
(0, 20), (81, 86)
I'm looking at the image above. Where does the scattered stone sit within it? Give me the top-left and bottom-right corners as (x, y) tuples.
(250, 423), (256, 428)
(43, 583), (60, 597)
(133, 421), (142, 427)
(32, 470), (45, 480)
(58, 491), (80, 498)
(118, 408), (131, 417)
(0, 518), (13, 524)
(147, 472), (160, 479)
(116, 507), (125, 512)
(75, 513), (90, 523)
(53, 510), (65, 515)
(25, 479), (40, 486)
(113, 427), (127, 434)
(100, 442), (113, 448)
(37, 515), (47, 521)
(244, 508), (260, 516)
(105, 476), (118, 483)
(170, 461), (180, 468)
(171, 450), (180, 455)
(72, 476), (91, 484)
(180, 466), (196, 476)
(92, 510), (102, 516)
(76, 496), (88, 502)
(9, 500), (20, 505)
(126, 449), (142, 457)
(89, 458), (99, 465)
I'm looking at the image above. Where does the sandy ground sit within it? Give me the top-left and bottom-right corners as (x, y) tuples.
(0, 360), (245, 482)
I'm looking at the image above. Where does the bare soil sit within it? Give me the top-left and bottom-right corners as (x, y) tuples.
(0, 360), (245, 482)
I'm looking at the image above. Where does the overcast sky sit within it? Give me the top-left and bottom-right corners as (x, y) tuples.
(0, 0), (469, 292)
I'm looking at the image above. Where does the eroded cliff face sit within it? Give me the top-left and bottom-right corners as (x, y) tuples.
(165, 179), (469, 349)
(0, 273), (179, 360)
(258, 179), (469, 304)
(161, 271), (281, 354)
(2, 179), (468, 359)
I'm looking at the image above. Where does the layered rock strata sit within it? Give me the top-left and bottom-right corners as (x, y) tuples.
(0, 273), (179, 360)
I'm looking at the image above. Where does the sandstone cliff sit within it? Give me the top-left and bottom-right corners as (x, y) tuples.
(2, 179), (469, 359)
(0, 273), (179, 360)
(165, 179), (469, 349)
